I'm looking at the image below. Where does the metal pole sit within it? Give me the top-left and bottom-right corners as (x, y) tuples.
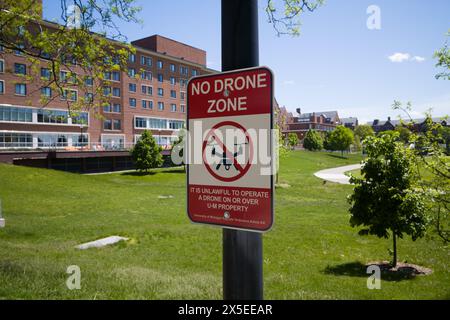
(221, 0), (263, 300)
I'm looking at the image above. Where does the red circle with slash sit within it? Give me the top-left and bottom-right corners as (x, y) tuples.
(202, 121), (254, 182)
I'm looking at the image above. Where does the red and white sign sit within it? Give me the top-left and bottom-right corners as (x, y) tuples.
(187, 67), (274, 232)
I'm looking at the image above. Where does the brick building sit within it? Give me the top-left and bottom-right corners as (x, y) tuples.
(0, 6), (213, 153)
(284, 109), (340, 140)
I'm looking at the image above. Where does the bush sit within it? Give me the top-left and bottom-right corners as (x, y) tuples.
(303, 129), (323, 151)
(131, 130), (163, 172)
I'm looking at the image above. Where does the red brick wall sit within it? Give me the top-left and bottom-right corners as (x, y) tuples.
(132, 35), (206, 66)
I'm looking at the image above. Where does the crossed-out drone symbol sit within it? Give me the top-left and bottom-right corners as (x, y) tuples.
(202, 121), (253, 182)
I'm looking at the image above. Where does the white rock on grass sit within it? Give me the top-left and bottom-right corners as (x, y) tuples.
(158, 195), (174, 199)
(76, 236), (129, 250)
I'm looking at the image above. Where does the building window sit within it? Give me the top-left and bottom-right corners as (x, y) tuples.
(85, 92), (94, 103)
(157, 60), (163, 69)
(14, 63), (26, 75)
(170, 90), (177, 98)
(129, 98), (137, 108)
(103, 86), (111, 96)
(180, 92), (185, 100)
(113, 119), (121, 130)
(72, 113), (89, 125)
(180, 66), (188, 75)
(135, 117), (146, 128)
(158, 102), (164, 111)
(192, 69), (198, 77)
(170, 63), (176, 72)
(14, 44), (24, 56)
(37, 109), (70, 124)
(0, 59), (4, 73)
(0, 81), (4, 94)
(142, 85), (153, 95)
(0, 132), (33, 148)
(180, 105), (185, 113)
(104, 103), (121, 113)
(85, 76), (93, 86)
(103, 119), (112, 130)
(15, 83), (27, 96)
(112, 71), (121, 81)
(141, 55), (152, 67)
(37, 134), (68, 148)
(141, 71), (152, 81)
(0, 44), (4, 52)
(128, 68), (136, 77)
(157, 73), (163, 82)
(170, 77), (176, 85)
(158, 88), (164, 96)
(171, 104), (177, 112)
(129, 83), (137, 92)
(169, 120), (184, 130)
(180, 79), (187, 88)
(61, 89), (78, 101)
(41, 87), (52, 97)
(142, 99), (153, 109)
(129, 53), (136, 63)
(112, 87), (121, 97)
(0, 106), (33, 122)
(41, 68), (50, 79)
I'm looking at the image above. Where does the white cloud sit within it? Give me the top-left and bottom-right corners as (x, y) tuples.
(411, 56), (425, 62)
(388, 53), (426, 63)
(388, 52), (410, 63)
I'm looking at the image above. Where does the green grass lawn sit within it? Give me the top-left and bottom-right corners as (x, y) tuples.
(0, 151), (448, 300)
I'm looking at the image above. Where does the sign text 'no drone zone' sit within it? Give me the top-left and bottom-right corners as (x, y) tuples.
(187, 67), (274, 232)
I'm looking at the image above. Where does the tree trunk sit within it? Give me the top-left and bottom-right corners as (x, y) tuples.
(392, 232), (397, 268)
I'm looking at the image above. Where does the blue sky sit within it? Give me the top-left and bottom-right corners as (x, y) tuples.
(43, 0), (449, 123)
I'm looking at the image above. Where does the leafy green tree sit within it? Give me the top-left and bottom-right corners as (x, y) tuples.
(434, 30), (450, 80)
(265, 0), (324, 36)
(303, 129), (322, 151)
(327, 125), (354, 156)
(288, 133), (299, 149)
(393, 101), (450, 243)
(395, 126), (412, 144)
(0, 0), (140, 116)
(131, 130), (163, 173)
(354, 125), (374, 141)
(348, 133), (428, 267)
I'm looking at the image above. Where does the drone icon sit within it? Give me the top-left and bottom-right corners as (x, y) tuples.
(208, 136), (249, 172)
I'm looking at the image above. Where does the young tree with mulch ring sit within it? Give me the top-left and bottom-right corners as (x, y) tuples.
(348, 133), (429, 267)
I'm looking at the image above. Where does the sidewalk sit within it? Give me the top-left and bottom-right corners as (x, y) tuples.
(314, 164), (362, 185)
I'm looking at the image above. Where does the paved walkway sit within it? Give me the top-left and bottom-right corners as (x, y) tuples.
(314, 164), (362, 185)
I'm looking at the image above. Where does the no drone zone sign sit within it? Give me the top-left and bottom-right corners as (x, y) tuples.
(187, 67), (274, 232)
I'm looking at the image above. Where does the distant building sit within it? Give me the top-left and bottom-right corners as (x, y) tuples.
(341, 117), (359, 130)
(369, 116), (449, 133)
(370, 117), (396, 133)
(284, 109), (340, 140)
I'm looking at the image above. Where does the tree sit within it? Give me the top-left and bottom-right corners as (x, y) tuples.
(288, 133), (299, 150)
(348, 133), (428, 267)
(395, 126), (412, 144)
(354, 125), (374, 141)
(265, 0), (324, 36)
(327, 125), (354, 156)
(131, 130), (163, 173)
(0, 0), (140, 116)
(434, 30), (450, 80)
(303, 129), (322, 151)
(393, 101), (450, 243)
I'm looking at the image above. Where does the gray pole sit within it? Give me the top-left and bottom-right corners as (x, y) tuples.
(221, 0), (263, 300)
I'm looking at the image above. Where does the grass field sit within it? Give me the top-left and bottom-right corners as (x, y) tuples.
(0, 151), (448, 300)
